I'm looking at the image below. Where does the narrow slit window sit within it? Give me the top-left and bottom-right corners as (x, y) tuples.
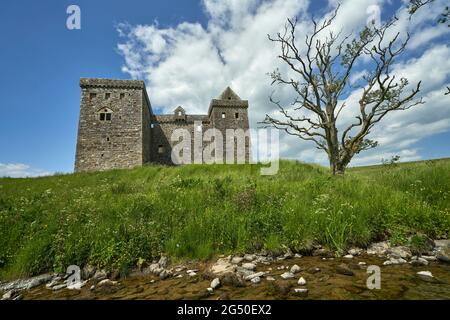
(90, 93), (97, 99)
(105, 93), (111, 99)
(120, 93), (125, 99)
(158, 145), (164, 154)
(221, 112), (226, 118)
(235, 112), (239, 119)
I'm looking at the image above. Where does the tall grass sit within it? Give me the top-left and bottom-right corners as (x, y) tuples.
(0, 159), (449, 279)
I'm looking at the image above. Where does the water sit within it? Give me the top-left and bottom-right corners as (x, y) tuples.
(21, 255), (450, 300)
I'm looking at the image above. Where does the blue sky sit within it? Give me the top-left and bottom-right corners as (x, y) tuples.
(0, 0), (449, 176)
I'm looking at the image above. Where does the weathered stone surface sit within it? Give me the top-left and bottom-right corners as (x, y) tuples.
(388, 246), (412, 259)
(280, 272), (295, 280)
(336, 264), (354, 276)
(290, 264), (301, 274)
(367, 241), (390, 256)
(242, 263), (256, 271)
(417, 271), (435, 282)
(211, 258), (236, 275)
(437, 247), (450, 263)
(0, 274), (53, 292)
(231, 256), (244, 264)
(297, 277), (307, 286)
(75, 79), (251, 172)
(210, 278), (221, 289)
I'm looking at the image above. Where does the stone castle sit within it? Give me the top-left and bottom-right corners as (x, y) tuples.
(75, 78), (251, 172)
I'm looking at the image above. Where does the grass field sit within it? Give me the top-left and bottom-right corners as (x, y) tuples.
(0, 159), (449, 279)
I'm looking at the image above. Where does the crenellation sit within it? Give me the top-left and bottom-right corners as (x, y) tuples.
(74, 78), (251, 172)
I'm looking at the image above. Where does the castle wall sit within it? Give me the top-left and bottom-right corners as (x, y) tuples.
(75, 79), (148, 172)
(74, 79), (251, 171)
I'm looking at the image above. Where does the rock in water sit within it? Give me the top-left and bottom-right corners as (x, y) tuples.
(298, 277), (306, 286)
(280, 272), (295, 279)
(244, 272), (265, 281)
(293, 288), (308, 297)
(417, 271), (435, 282)
(231, 256), (244, 264)
(367, 241), (390, 256)
(290, 264), (301, 274)
(210, 258), (236, 275)
(388, 246), (412, 259)
(242, 263), (256, 271)
(251, 276), (261, 284)
(343, 254), (353, 259)
(437, 248), (450, 264)
(336, 264), (354, 276)
(244, 254), (256, 262)
(211, 278), (221, 289)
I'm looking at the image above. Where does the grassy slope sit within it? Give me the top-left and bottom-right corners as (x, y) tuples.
(0, 159), (449, 279)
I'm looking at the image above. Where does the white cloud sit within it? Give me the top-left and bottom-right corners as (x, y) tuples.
(0, 163), (52, 178)
(118, 0), (450, 167)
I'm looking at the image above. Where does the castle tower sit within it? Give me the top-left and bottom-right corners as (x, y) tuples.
(74, 78), (152, 172)
(208, 87), (251, 163)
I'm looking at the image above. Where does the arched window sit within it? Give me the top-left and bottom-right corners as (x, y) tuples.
(98, 108), (113, 121)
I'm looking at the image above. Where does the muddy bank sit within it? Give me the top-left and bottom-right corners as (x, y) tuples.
(2, 240), (450, 300)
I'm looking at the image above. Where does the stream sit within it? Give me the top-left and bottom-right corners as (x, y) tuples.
(18, 255), (450, 300)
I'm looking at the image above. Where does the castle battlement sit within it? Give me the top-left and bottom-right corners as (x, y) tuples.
(74, 78), (251, 172)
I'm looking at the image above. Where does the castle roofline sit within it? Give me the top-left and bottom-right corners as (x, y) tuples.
(80, 78), (146, 89)
(207, 86), (248, 117)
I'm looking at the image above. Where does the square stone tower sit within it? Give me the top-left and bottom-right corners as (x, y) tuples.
(74, 78), (152, 172)
(208, 87), (251, 163)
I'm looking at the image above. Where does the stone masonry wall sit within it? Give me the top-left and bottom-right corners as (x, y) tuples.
(74, 79), (251, 171)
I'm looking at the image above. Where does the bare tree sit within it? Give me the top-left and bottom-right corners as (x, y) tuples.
(261, 6), (423, 175)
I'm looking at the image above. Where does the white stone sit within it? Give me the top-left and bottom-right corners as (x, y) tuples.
(245, 272), (265, 281)
(244, 254), (256, 261)
(207, 287), (213, 293)
(210, 258), (236, 275)
(280, 272), (295, 279)
(298, 277), (306, 285)
(188, 271), (197, 277)
(343, 254), (353, 259)
(210, 278), (220, 289)
(231, 256), (244, 264)
(421, 255), (437, 261)
(290, 264), (301, 274)
(358, 262), (367, 265)
(417, 271), (434, 282)
(294, 288), (308, 296)
(251, 276), (261, 284)
(242, 263), (256, 271)
(294, 254), (302, 258)
(266, 276), (276, 281)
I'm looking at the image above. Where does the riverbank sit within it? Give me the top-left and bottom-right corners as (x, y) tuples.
(1, 159), (449, 281)
(2, 239), (449, 300)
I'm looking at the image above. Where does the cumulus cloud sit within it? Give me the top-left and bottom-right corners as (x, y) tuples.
(117, 0), (450, 166)
(0, 163), (52, 178)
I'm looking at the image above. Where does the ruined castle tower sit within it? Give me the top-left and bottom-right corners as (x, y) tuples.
(74, 78), (250, 172)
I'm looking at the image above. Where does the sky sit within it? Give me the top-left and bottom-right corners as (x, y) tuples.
(0, 0), (449, 177)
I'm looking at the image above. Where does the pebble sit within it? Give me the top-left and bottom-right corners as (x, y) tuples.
(343, 254), (353, 259)
(231, 257), (244, 264)
(244, 254), (256, 262)
(245, 272), (265, 281)
(211, 278), (221, 289)
(207, 287), (213, 293)
(188, 271), (197, 277)
(250, 276), (261, 284)
(298, 277), (306, 286)
(358, 262), (367, 266)
(280, 272), (295, 280)
(293, 288), (308, 296)
(290, 264), (301, 274)
(266, 276), (276, 281)
(417, 271), (435, 282)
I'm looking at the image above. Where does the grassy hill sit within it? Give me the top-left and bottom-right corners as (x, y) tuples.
(1, 159), (449, 279)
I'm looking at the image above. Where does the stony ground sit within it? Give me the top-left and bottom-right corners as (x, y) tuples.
(2, 239), (449, 300)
